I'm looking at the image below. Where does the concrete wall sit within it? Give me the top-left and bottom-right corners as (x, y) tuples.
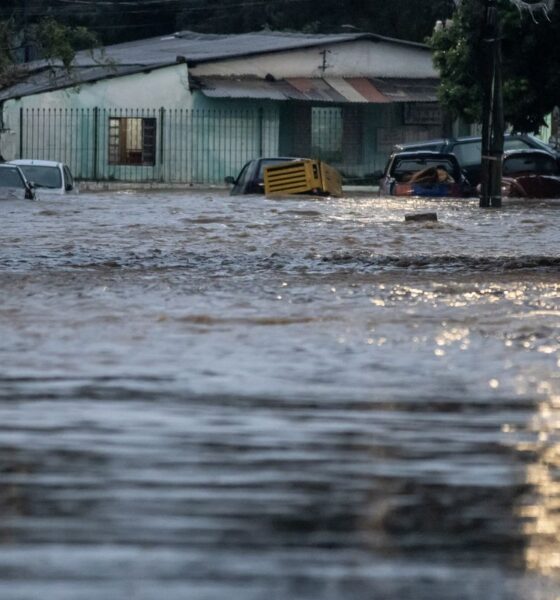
(191, 40), (437, 79)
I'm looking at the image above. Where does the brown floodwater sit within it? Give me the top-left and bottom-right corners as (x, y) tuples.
(0, 190), (559, 599)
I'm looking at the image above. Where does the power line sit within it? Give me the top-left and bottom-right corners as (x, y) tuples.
(1, 0), (320, 42)
(5, 0), (317, 15)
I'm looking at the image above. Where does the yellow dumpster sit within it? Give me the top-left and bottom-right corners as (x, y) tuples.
(263, 159), (343, 197)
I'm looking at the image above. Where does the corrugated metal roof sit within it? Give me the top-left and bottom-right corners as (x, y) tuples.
(74, 30), (429, 68)
(344, 78), (391, 103)
(285, 78), (347, 103)
(372, 78), (440, 102)
(197, 76), (439, 104)
(0, 64), (161, 102)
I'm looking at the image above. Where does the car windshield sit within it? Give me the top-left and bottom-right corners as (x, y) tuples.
(503, 154), (560, 175)
(452, 141), (482, 166)
(519, 134), (555, 153)
(0, 167), (25, 188)
(393, 157), (457, 178)
(18, 165), (62, 188)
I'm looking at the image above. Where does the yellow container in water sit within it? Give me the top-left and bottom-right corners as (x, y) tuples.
(264, 159), (342, 197)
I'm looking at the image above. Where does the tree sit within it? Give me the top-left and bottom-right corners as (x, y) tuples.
(429, 0), (560, 132)
(0, 17), (101, 87)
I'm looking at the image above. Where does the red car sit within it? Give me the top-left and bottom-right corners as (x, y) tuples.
(499, 149), (560, 198)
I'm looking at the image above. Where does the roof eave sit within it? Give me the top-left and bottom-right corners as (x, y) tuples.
(0, 61), (182, 102)
(186, 33), (429, 66)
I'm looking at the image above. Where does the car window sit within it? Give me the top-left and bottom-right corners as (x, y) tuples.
(394, 142), (441, 153)
(63, 166), (74, 189)
(504, 139), (532, 152)
(393, 157), (457, 177)
(18, 165), (62, 188)
(503, 154), (559, 175)
(522, 135), (556, 153)
(234, 162), (251, 185)
(0, 167), (25, 188)
(452, 141), (482, 166)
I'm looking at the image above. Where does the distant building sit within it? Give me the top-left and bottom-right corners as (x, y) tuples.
(0, 30), (446, 185)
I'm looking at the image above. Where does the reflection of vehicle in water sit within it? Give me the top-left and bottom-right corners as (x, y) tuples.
(0, 163), (36, 200)
(225, 157), (342, 197)
(9, 159), (77, 195)
(498, 150), (560, 198)
(378, 151), (473, 197)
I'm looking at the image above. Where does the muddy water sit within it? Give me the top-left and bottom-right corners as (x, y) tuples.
(0, 191), (559, 599)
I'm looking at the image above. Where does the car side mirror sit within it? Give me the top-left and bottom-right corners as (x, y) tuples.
(65, 183), (73, 191)
(224, 175), (235, 185)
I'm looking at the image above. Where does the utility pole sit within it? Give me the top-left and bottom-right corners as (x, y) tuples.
(22, 0), (31, 63)
(479, 0), (504, 208)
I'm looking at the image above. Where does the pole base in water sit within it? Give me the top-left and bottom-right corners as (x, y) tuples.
(479, 195), (502, 208)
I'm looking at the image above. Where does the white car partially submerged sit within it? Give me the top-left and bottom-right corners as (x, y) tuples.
(9, 159), (77, 195)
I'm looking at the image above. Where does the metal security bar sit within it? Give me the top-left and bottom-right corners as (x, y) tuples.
(18, 106), (374, 184)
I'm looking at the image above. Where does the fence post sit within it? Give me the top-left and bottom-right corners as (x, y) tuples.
(159, 107), (165, 182)
(19, 107), (23, 158)
(92, 107), (99, 181)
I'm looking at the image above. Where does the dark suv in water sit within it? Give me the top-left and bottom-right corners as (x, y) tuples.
(392, 134), (559, 187)
(225, 157), (300, 195)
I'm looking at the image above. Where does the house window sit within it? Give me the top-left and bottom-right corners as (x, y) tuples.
(311, 107), (343, 163)
(108, 117), (156, 165)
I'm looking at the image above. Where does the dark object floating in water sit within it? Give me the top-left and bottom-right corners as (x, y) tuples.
(405, 212), (438, 222)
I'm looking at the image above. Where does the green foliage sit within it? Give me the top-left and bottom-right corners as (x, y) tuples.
(0, 18), (14, 72)
(0, 16), (102, 85)
(429, 0), (560, 133)
(32, 18), (99, 69)
(430, 1), (485, 124)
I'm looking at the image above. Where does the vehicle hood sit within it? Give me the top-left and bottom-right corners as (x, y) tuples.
(503, 174), (560, 198)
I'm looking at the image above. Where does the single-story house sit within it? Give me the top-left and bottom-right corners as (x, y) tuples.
(0, 30), (464, 185)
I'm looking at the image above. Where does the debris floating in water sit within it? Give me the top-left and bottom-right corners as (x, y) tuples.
(405, 212), (438, 223)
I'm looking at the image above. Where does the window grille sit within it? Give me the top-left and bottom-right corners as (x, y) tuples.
(108, 117), (156, 166)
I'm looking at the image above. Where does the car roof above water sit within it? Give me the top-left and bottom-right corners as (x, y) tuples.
(10, 159), (64, 167)
(393, 133), (555, 152)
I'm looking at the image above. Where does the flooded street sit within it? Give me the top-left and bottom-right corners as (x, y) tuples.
(1, 190), (559, 599)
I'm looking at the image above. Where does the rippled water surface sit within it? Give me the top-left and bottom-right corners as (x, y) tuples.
(1, 191), (559, 599)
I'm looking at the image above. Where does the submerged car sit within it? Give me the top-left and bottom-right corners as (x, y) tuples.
(0, 163), (36, 200)
(225, 157), (301, 195)
(9, 159), (77, 195)
(392, 133), (558, 187)
(497, 149), (560, 198)
(379, 151), (472, 197)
